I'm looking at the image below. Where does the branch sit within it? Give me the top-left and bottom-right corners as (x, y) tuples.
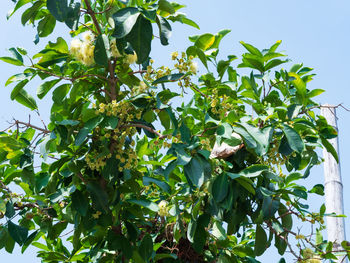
(190, 84), (209, 98)
(14, 120), (50, 134)
(83, 0), (102, 35)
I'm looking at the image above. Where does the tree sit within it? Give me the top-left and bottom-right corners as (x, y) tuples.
(0, 0), (349, 262)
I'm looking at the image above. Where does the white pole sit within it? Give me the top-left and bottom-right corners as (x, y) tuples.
(321, 105), (347, 262)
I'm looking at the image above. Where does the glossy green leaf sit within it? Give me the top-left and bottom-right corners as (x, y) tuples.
(212, 173), (228, 203)
(153, 73), (184, 85)
(71, 190), (88, 216)
(125, 15), (153, 63)
(87, 183), (109, 212)
(8, 221), (28, 246)
(321, 137), (339, 163)
(127, 199), (159, 212)
(139, 234), (153, 260)
(282, 124), (304, 153)
(240, 41), (262, 57)
(37, 14), (56, 37)
(0, 56), (24, 66)
(278, 204), (292, 231)
(262, 196), (280, 219)
(6, 0), (31, 19)
(112, 7), (140, 38)
(212, 221), (226, 240)
(10, 79), (29, 100)
(37, 79), (61, 99)
(156, 15), (172, 46)
(255, 224), (267, 256)
(143, 176), (171, 194)
(194, 33), (215, 50)
(13, 89), (37, 110)
(46, 0), (68, 22)
(94, 34), (111, 67)
(158, 0), (175, 14)
(167, 13), (200, 29)
(240, 164), (269, 178)
(184, 154), (210, 188)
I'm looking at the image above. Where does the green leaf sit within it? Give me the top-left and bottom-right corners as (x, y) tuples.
(64, 2), (80, 30)
(269, 40), (282, 53)
(5, 201), (15, 218)
(307, 89), (325, 98)
(8, 48), (23, 63)
(37, 79), (61, 99)
(265, 59), (288, 71)
(262, 196), (280, 219)
(8, 221), (28, 246)
(112, 7), (140, 38)
(75, 116), (104, 146)
(309, 184), (324, 196)
(321, 137), (339, 163)
(275, 234), (287, 255)
(6, 0), (31, 19)
(180, 123), (191, 144)
(87, 183), (109, 213)
(282, 124), (304, 153)
(125, 15), (153, 63)
(127, 199), (159, 212)
(10, 79), (29, 100)
(143, 176), (171, 194)
(184, 155), (210, 188)
(187, 219), (196, 243)
(0, 56), (24, 66)
(14, 89), (38, 110)
(37, 14), (56, 37)
(46, 0), (68, 22)
(240, 41), (262, 57)
(153, 73), (184, 85)
(212, 221), (226, 240)
(240, 164), (269, 178)
(56, 120), (79, 126)
(156, 15), (172, 46)
(94, 34), (111, 67)
(194, 33), (215, 51)
(0, 200), (5, 214)
(278, 204), (292, 231)
(254, 224), (267, 256)
(167, 13), (200, 29)
(75, 128), (90, 146)
(288, 72), (306, 102)
(212, 173), (228, 203)
(71, 190), (88, 216)
(139, 234), (153, 260)
(158, 0), (175, 14)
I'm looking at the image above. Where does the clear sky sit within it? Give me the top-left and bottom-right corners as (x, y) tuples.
(1, 0), (350, 262)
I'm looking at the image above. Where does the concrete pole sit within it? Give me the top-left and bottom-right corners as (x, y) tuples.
(321, 105), (347, 262)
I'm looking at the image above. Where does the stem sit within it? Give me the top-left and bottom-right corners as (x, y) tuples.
(15, 120), (50, 134)
(83, 0), (102, 35)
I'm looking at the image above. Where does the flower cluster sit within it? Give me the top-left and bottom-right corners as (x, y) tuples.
(143, 51), (198, 88)
(158, 200), (169, 217)
(70, 32), (95, 66)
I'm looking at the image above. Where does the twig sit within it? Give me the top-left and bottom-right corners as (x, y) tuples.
(83, 0), (102, 35)
(190, 84), (209, 98)
(14, 120), (50, 134)
(35, 110), (47, 130)
(76, 172), (87, 184)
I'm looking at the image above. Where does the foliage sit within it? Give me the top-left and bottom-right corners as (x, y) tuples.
(0, 0), (349, 262)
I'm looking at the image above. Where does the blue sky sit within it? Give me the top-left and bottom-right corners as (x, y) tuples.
(1, 0), (350, 262)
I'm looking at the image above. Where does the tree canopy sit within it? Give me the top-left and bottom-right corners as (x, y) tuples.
(0, 0), (349, 262)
